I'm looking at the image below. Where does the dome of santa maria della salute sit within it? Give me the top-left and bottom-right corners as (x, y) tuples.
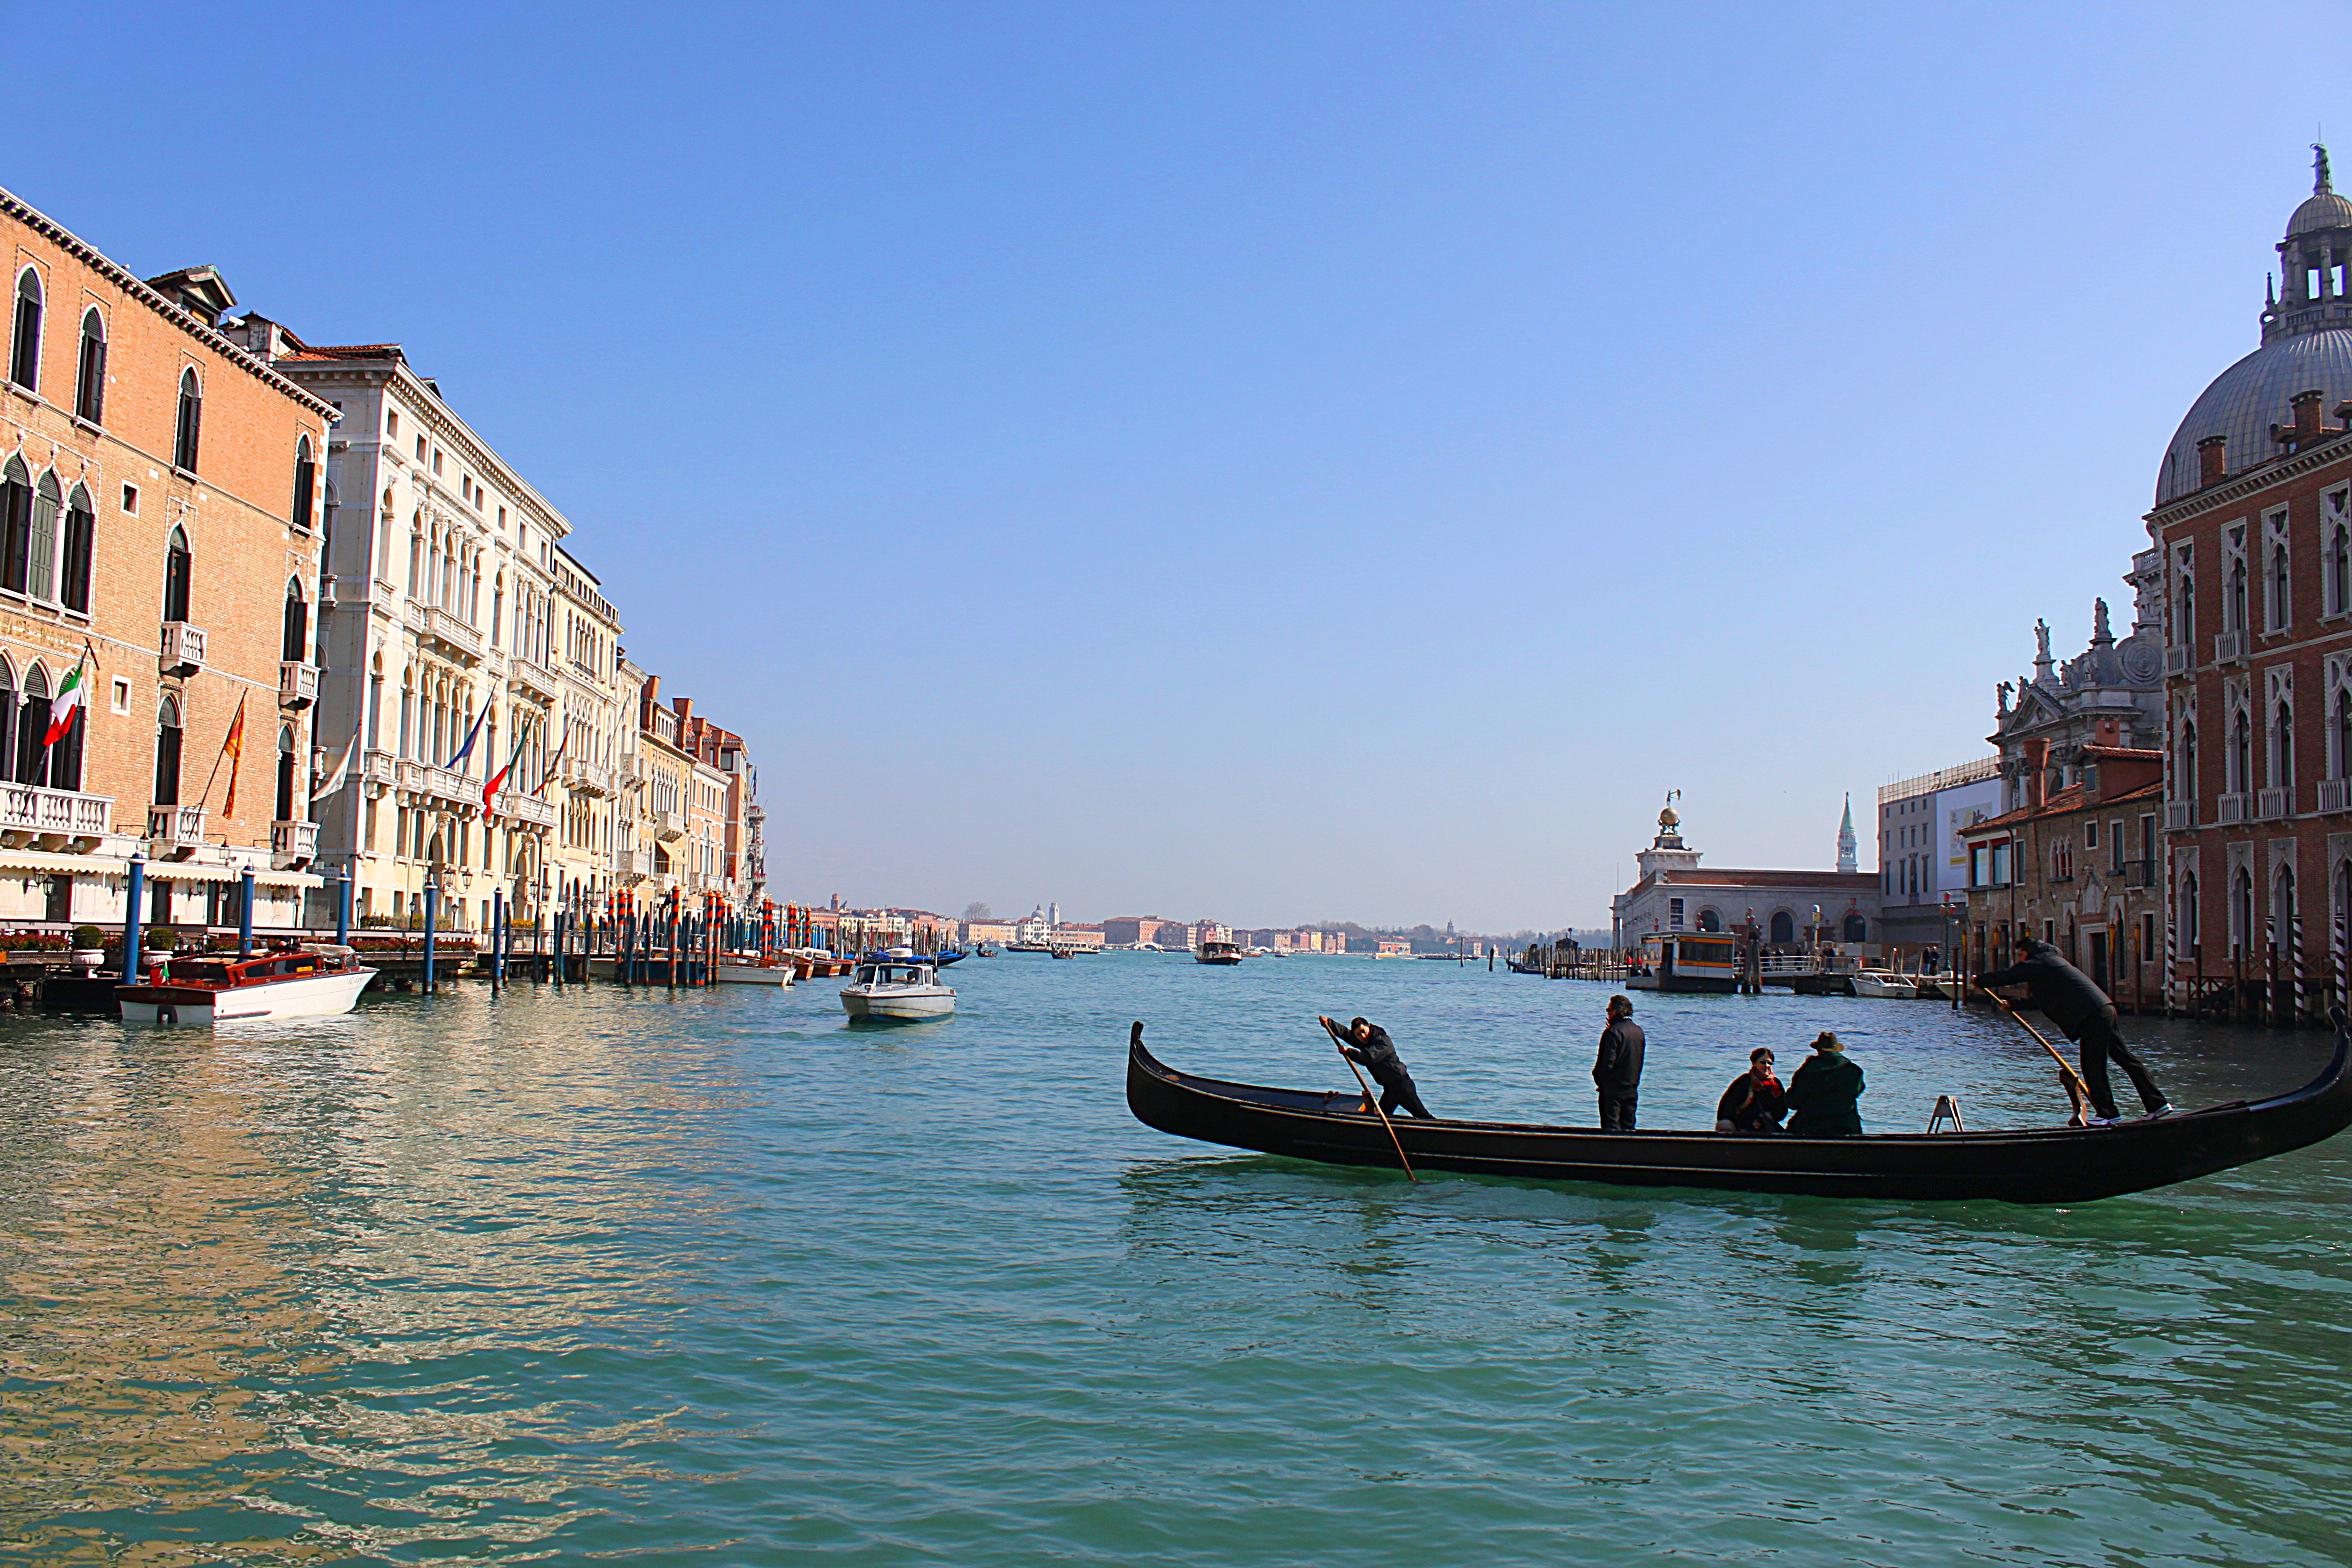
(2155, 145), (2352, 507)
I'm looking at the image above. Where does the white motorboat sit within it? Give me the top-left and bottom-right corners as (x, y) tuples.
(117, 946), (377, 1026)
(841, 955), (956, 1021)
(715, 952), (797, 987)
(1848, 969), (1920, 999)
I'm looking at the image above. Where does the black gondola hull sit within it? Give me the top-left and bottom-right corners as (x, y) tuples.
(1124, 1022), (2352, 1204)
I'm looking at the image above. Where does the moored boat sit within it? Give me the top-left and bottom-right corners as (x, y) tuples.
(1625, 931), (1740, 994)
(1122, 1020), (2352, 1204)
(1848, 969), (1919, 999)
(714, 952), (798, 987)
(118, 946), (377, 1026)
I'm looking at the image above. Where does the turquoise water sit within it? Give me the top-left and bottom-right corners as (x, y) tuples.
(2, 953), (2347, 1566)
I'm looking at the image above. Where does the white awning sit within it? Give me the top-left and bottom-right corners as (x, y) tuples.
(0, 849), (128, 875)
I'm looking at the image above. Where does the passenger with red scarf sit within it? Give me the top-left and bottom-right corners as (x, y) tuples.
(1715, 1047), (1787, 1133)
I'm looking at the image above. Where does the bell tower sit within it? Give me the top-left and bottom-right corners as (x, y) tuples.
(1635, 792), (1702, 881)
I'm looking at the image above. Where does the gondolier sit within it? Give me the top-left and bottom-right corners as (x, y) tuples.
(1977, 938), (2172, 1125)
(1320, 1015), (1432, 1119)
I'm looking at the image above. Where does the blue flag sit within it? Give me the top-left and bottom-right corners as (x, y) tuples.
(444, 696), (491, 773)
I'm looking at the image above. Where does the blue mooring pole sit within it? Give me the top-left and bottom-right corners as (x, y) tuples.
(123, 855), (146, 980)
(238, 865), (256, 957)
(335, 868), (352, 946)
(491, 890), (504, 995)
(422, 881), (439, 994)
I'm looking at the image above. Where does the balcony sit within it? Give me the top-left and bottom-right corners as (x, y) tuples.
(2257, 786), (2292, 820)
(492, 791), (557, 829)
(362, 748), (396, 794)
(272, 818), (320, 869)
(2218, 791), (2251, 825)
(562, 756), (615, 797)
(279, 660), (318, 709)
(396, 758), (477, 808)
(613, 847), (650, 879)
(2215, 629), (2246, 663)
(653, 807), (687, 843)
(2323, 777), (2352, 814)
(2164, 645), (2192, 676)
(425, 606), (484, 663)
(146, 803), (207, 858)
(0, 783), (112, 848)
(2166, 800), (2195, 831)
(159, 620), (206, 676)
(511, 656), (560, 700)
(2123, 858), (2157, 888)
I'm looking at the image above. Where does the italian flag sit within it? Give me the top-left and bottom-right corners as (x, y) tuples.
(43, 657), (85, 747)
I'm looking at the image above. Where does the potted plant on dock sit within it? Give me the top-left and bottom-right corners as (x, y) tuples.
(5, 931), (68, 964)
(71, 925), (106, 969)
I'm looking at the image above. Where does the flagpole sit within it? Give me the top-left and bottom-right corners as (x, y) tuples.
(197, 690), (249, 815)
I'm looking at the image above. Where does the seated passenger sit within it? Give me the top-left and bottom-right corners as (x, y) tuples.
(1784, 1032), (1865, 1137)
(1714, 1047), (1786, 1133)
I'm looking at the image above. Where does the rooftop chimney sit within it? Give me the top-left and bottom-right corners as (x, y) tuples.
(2198, 434), (2228, 486)
(2294, 388), (2326, 445)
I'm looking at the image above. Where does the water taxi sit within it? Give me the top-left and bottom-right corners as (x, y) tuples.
(714, 953), (798, 987)
(842, 954), (956, 1021)
(1195, 939), (1244, 966)
(118, 945), (377, 1026)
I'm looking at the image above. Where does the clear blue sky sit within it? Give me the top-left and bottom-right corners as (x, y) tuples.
(19, 4), (2350, 929)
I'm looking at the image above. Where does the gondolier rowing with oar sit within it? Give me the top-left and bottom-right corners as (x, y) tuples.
(1977, 938), (2173, 1127)
(1320, 1015), (1432, 1119)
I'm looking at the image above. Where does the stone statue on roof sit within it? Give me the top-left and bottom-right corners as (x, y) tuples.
(2034, 618), (2052, 664)
(1997, 679), (2013, 714)
(2093, 597), (2112, 644)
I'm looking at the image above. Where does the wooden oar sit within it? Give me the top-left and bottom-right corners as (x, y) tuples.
(1976, 984), (2093, 1127)
(1323, 1019), (1418, 1182)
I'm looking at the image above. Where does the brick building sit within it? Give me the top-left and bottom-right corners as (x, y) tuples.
(1959, 745), (2166, 1009)
(2151, 146), (2352, 1021)
(0, 185), (335, 932)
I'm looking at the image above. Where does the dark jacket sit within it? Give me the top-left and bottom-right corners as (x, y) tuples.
(1716, 1070), (1787, 1131)
(1977, 940), (2112, 1040)
(1341, 1024), (1414, 1088)
(1784, 1052), (1865, 1137)
(1594, 1018), (1645, 1094)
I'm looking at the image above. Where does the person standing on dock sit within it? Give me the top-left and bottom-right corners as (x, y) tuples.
(1321, 1015), (1433, 1119)
(1594, 994), (1645, 1131)
(1976, 938), (2172, 1125)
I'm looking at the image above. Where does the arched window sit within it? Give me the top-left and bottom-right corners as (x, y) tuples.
(60, 484), (93, 614)
(9, 268), (42, 390)
(27, 472), (57, 601)
(0, 658), (16, 783)
(2179, 870), (2199, 955)
(2336, 527), (2352, 617)
(74, 307), (105, 424)
(274, 725), (296, 822)
(153, 695), (183, 805)
(1772, 912), (1796, 946)
(2233, 867), (2254, 956)
(2179, 718), (2198, 794)
(281, 578), (308, 663)
(162, 525), (192, 622)
(1696, 907), (1722, 933)
(2230, 710), (2251, 793)
(291, 434), (315, 532)
(2178, 572), (2196, 647)
(0, 458), (29, 594)
(2229, 555), (2248, 633)
(173, 367), (202, 472)
(2276, 866), (2297, 957)
(2337, 690), (2352, 782)
(16, 665), (49, 787)
(2276, 698), (2296, 790)
(46, 663), (83, 792)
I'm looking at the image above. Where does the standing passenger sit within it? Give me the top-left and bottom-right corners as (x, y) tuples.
(1594, 994), (1645, 1131)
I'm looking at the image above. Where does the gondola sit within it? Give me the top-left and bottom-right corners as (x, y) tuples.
(1123, 1019), (2352, 1204)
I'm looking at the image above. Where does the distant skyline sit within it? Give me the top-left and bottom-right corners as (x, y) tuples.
(19, 5), (2350, 927)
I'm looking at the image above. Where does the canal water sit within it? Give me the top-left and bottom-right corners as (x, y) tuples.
(1, 954), (2346, 1565)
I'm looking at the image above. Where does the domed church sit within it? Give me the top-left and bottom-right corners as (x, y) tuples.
(2150, 145), (2352, 1025)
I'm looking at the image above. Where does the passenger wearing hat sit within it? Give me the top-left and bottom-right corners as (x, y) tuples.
(1594, 994), (1645, 1131)
(1783, 1032), (1866, 1137)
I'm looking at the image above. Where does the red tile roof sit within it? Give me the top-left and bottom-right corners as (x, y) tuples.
(284, 343), (404, 362)
(1962, 778), (2162, 835)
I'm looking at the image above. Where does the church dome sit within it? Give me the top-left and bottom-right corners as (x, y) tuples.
(2154, 328), (2352, 505)
(2154, 146), (2352, 507)
(2288, 188), (2352, 238)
